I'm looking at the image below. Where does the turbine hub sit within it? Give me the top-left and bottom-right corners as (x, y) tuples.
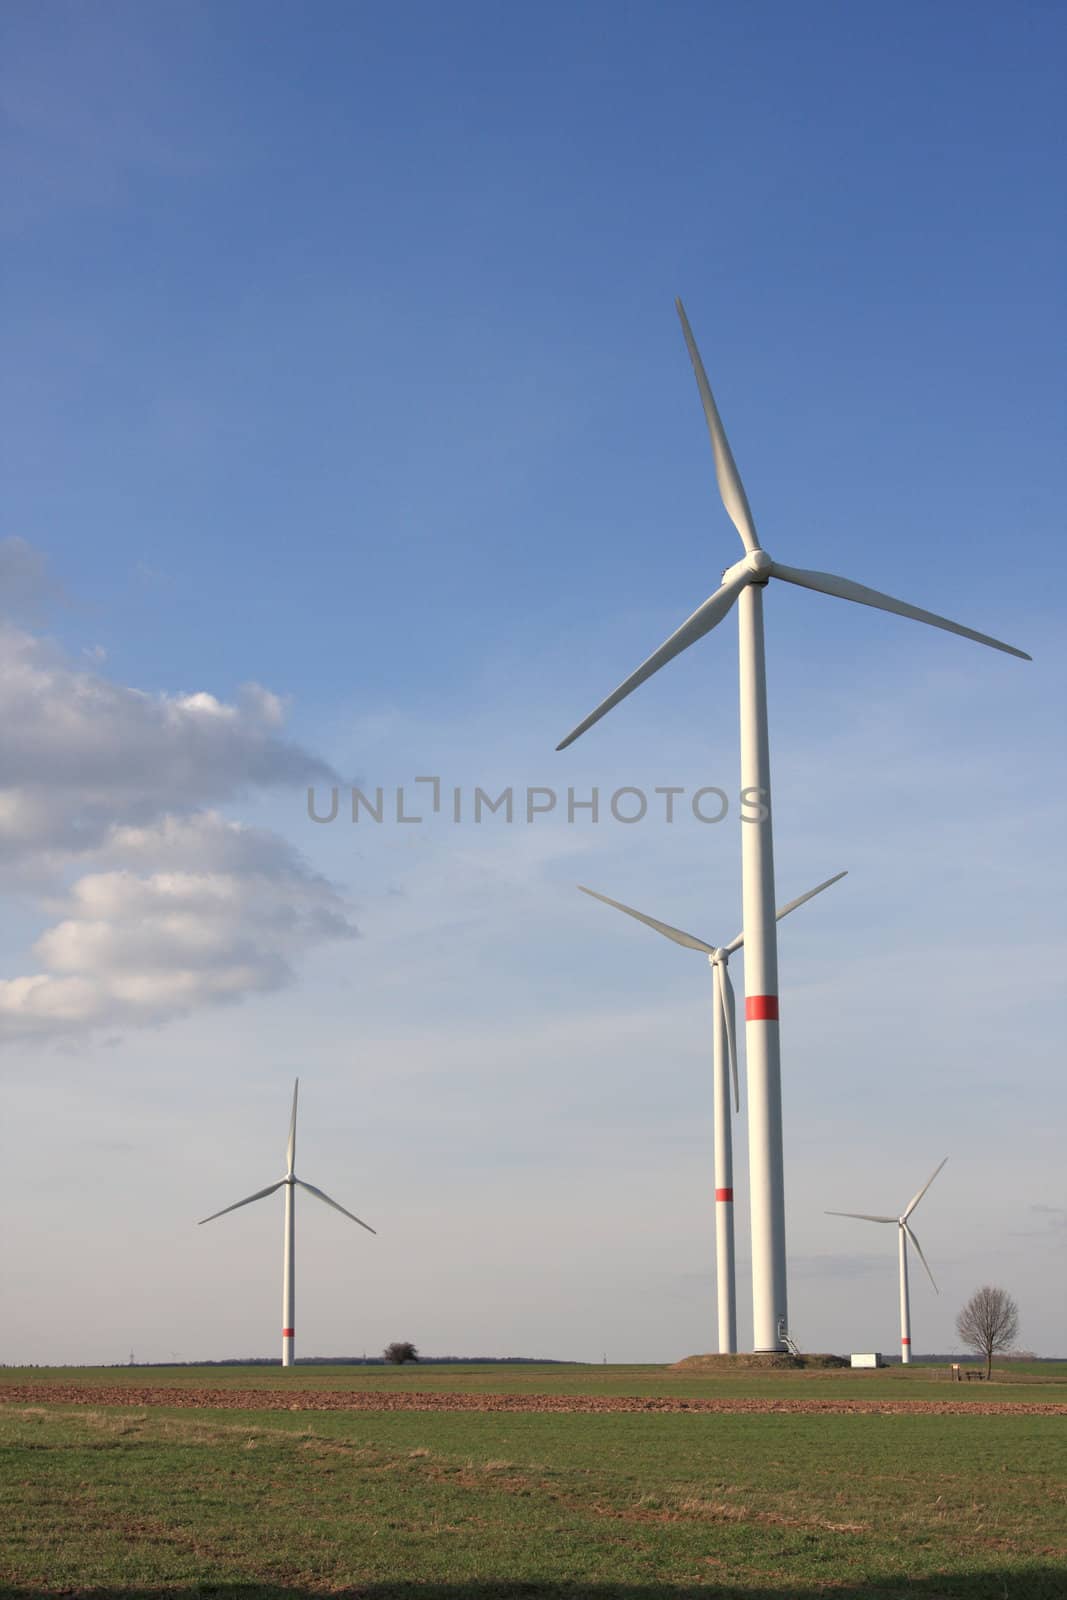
(709, 948), (728, 966)
(744, 549), (773, 581)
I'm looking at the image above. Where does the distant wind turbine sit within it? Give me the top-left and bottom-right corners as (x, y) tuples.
(827, 1158), (947, 1364)
(579, 871), (846, 1354)
(199, 1079), (375, 1367)
(556, 299), (1028, 1351)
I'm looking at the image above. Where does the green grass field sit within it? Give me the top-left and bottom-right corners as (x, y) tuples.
(2, 1364), (1064, 1598)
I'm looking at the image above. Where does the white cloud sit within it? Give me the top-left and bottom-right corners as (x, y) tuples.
(0, 815), (354, 1040)
(0, 588), (352, 1043)
(0, 622), (330, 873)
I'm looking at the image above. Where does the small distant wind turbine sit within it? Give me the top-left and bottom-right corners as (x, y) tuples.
(827, 1157), (947, 1365)
(557, 300), (1028, 1351)
(199, 1079), (375, 1367)
(579, 871), (846, 1354)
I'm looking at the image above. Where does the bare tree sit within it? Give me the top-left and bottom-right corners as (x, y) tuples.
(383, 1341), (419, 1365)
(955, 1286), (1019, 1379)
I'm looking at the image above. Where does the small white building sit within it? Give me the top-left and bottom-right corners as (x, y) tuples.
(850, 1352), (884, 1369)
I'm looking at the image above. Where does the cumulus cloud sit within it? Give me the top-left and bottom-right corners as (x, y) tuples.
(0, 623), (332, 873)
(0, 814), (353, 1040)
(0, 570), (353, 1043)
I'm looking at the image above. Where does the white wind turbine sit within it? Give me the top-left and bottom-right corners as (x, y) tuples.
(199, 1079), (375, 1367)
(557, 300), (1029, 1352)
(827, 1157), (947, 1364)
(579, 870), (846, 1354)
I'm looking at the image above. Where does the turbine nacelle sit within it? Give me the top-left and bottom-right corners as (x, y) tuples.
(721, 550), (771, 588)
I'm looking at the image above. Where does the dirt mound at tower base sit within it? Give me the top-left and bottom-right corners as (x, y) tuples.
(672, 1352), (849, 1372)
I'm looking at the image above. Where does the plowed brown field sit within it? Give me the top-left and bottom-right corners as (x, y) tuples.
(2, 1383), (1063, 1416)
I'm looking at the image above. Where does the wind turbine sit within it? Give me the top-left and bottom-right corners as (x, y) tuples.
(827, 1157), (947, 1364)
(578, 870), (846, 1354)
(556, 300), (1029, 1352)
(199, 1079), (375, 1367)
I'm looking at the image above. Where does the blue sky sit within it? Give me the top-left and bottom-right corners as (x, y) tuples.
(1, 1), (1064, 1364)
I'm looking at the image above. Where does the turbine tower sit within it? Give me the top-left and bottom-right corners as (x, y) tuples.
(578, 870), (845, 1354)
(557, 301), (1028, 1352)
(827, 1158), (947, 1364)
(199, 1079), (375, 1366)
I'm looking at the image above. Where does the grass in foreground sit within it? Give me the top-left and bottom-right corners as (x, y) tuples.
(1, 1399), (1064, 1597)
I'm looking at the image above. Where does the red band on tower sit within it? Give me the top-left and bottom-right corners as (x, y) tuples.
(282, 1328), (294, 1337)
(746, 995), (779, 1021)
(715, 1187), (734, 1202)
(901, 1336), (911, 1345)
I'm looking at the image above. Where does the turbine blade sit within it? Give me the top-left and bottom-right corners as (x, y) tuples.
(903, 1156), (948, 1220)
(723, 870), (848, 955)
(903, 1221), (939, 1294)
(675, 299), (760, 554)
(287, 1078), (299, 1175)
(825, 1210), (896, 1223)
(296, 1178), (376, 1235)
(770, 563), (1031, 660)
(577, 885), (714, 953)
(556, 571), (749, 749)
(775, 870), (848, 922)
(718, 961), (740, 1113)
(198, 1180), (285, 1226)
